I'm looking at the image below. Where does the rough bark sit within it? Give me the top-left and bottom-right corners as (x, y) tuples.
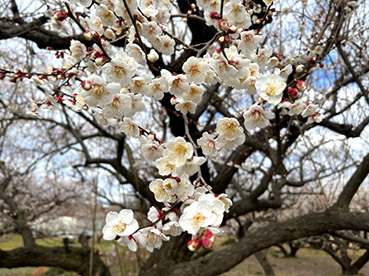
(140, 210), (369, 276)
(254, 251), (275, 276)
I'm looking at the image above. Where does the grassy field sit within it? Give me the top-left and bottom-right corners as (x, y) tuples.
(1, 234), (369, 276)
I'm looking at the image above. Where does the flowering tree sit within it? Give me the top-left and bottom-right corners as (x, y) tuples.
(1, 0), (369, 275)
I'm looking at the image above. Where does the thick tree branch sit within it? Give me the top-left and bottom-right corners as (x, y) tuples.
(333, 151), (369, 208)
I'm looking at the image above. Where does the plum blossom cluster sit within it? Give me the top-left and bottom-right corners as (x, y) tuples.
(8, 0), (325, 252)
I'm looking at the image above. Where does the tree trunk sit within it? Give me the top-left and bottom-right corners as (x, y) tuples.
(254, 250), (275, 276)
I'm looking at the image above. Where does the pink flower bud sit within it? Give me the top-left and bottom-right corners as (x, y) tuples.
(188, 238), (202, 251)
(288, 87), (299, 98)
(147, 49), (159, 62)
(218, 19), (229, 31)
(54, 11), (69, 22)
(296, 80), (307, 91)
(296, 64), (304, 73)
(81, 80), (92, 90)
(95, 56), (107, 66)
(209, 11), (220, 20)
(201, 229), (215, 249)
(227, 25), (237, 34)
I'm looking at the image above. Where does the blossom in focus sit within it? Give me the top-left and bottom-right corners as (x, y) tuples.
(136, 227), (169, 252)
(216, 117), (244, 141)
(255, 74), (286, 105)
(162, 137), (193, 167)
(102, 209), (139, 240)
(243, 104), (275, 130)
(197, 132), (218, 157)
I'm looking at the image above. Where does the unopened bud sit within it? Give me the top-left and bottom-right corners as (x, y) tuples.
(54, 11), (68, 22)
(84, 30), (99, 42)
(296, 80), (307, 91)
(95, 56), (106, 66)
(188, 238), (202, 251)
(170, 96), (177, 105)
(147, 49), (159, 62)
(81, 80), (92, 90)
(267, 57), (279, 67)
(209, 11), (220, 20)
(227, 25), (237, 34)
(288, 87), (299, 98)
(218, 19), (229, 31)
(201, 229), (215, 249)
(296, 64), (304, 73)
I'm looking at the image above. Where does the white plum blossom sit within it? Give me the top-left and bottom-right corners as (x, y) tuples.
(279, 64), (293, 80)
(175, 100), (197, 114)
(141, 142), (163, 161)
(255, 74), (286, 105)
(288, 99), (305, 116)
(96, 4), (117, 26)
(197, 132), (218, 157)
(183, 85), (205, 104)
(149, 179), (174, 203)
(162, 137), (193, 167)
(81, 75), (118, 107)
(243, 104), (275, 130)
(126, 43), (146, 65)
(216, 117), (244, 141)
(216, 194), (233, 213)
(215, 132), (245, 150)
(162, 221), (182, 236)
(125, 93), (145, 117)
(277, 99), (292, 115)
(155, 157), (176, 176)
(136, 227), (169, 252)
(209, 56), (238, 80)
(118, 235), (138, 251)
(238, 30), (262, 56)
(223, 0), (245, 21)
(182, 57), (211, 84)
(102, 93), (132, 118)
(102, 209), (139, 240)
(307, 113), (322, 124)
(141, 21), (163, 42)
(130, 76), (151, 95)
(302, 103), (319, 117)
(120, 117), (140, 137)
(173, 156), (206, 177)
(168, 74), (191, 97)
(70, 0), (92, 7)
(69, 40), (86, 62)
(179, 194), (225, 235)
(102, 56), (136, 86)
(148, 78), (168, 100)
(153, 35), (175, 56)
(172, 175), (195, 201)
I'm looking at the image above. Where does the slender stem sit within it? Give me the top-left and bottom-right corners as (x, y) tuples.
(121, 0), (147, 54)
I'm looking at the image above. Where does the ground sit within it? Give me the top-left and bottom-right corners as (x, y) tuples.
(1, 234), (369, 276)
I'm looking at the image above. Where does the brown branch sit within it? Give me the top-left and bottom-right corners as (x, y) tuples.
(333, 152), (369, 209)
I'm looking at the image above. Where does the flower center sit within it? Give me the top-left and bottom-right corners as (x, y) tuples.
(192, 213), (205, 226)
(112, 220), (127, 233)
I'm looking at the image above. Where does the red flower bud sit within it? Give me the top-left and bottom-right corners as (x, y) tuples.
(288, 87), (299, 98)
(188, 238), (202, 251)
(209, 11), (220, 20)
(296, 80), (307, 91)
(54, 11), (69, 22)
(218, 19), (229, 31)
(81, 80), (92, 90)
